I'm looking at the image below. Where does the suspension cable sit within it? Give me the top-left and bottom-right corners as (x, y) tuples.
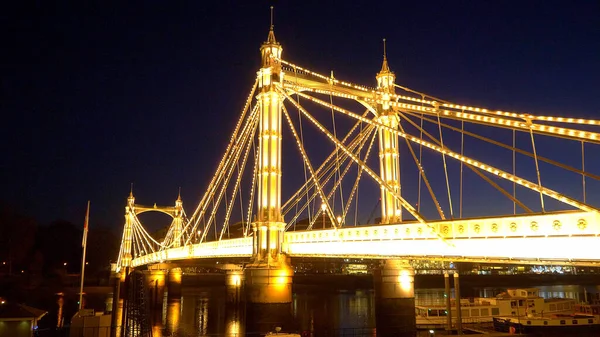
(434, 103), (454, 219)
(220, 114), (258, 240)
(294, 64), (312, 226)
(329, 71), (345, 219)
(283, 125), (374, 230)
(581, 141), (586, 203)
(343, 127), (378, 226)
(282, 88), (433, 226)
(281, 104), (338, 229)
(396, 115), (446, 219)
(417, 96), (424, 213)
(246, 145), (258, 237)
(403, 110), (600, 181)
(460, 118), (464, 218)
(291, 89), (583, 212)
(302, 127), (375, 231)
(512, 129), (516, 215)
(528, 119), (545, 213)
(400, 111), (533, 213)
(281, 109), (371, 213)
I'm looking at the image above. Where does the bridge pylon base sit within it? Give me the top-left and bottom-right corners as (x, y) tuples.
(244, 255), (292, 304)
(145, 270), (167, 312)
(373, 259), (416, 337)
(167, 267), (182, 299)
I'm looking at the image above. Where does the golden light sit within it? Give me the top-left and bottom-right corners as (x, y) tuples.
(321, 203), (327, 211)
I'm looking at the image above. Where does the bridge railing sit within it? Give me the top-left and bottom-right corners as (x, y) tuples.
(284, 211), (599, 243)
(131, 237), (253, 267)
(283, 211), (600, 264)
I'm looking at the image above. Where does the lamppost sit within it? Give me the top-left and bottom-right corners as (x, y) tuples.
(197, 230), (202, 243)
(321, 203), (327, 229)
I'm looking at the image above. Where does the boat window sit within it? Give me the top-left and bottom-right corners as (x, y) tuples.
(511, 301), (517, 308)
(572, 320), (578, 325)
(481, 308), (489, 316)
(550, 304), (557, 311)
(560, 320), (566, 325)
(471, 309), (479, 317)
(518, 300), (524, 306)
(543, 321), (548, 325)
(462, 309), (469, 317)
(527, 321), (531, 325)
(492, 308), (500, 316)
(589, 319), (594, 324)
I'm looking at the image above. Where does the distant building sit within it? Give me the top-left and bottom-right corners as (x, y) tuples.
(0, 301), (47, 337)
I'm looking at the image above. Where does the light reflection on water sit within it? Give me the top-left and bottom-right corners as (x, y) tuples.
(46, 284), (600, 336)
(141, 284), (598, 336)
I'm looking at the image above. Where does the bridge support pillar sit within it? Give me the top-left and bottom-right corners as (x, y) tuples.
(145, 270), (167, 312)
(226, 270), (245, 303)
(244, 258), (294, 334)
(244, 257), (292, 304)
(167, 267), (182, 299)
(373, 259), (416, 337)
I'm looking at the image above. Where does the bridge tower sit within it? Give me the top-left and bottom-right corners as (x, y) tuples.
(376, 40), (402, 224)
(252, 21), (286, 265)
(171, 191), (184, 248)
(245, 16), (293, 306)
(120, 191), (136, 271)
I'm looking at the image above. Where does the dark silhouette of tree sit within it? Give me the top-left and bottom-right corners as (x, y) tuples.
(35, 220), (82, 274)
(0, 202), (37, 274)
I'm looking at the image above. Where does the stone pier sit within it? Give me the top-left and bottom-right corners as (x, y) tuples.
(373, 259), (416, 336)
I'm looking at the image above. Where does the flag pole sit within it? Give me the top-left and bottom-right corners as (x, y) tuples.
(79, 200), (90, 310)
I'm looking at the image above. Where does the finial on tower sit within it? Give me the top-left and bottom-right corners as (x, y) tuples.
(380, 38), (390, 73)
(266, 6), (277, 44)
(177, 187), (182, 201)
(129, 183), (134, 198)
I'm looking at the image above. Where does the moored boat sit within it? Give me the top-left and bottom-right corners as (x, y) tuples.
(416, 287), (578, 327)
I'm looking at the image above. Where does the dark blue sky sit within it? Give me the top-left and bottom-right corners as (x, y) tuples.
(2, 1), (599, 232)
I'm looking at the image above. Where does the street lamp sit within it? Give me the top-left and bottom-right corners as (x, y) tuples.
(197, 230), (202, 243)
(321, 203), (327, 229)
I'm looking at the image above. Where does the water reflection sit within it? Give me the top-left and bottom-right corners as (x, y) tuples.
(38, 282), (600, 336)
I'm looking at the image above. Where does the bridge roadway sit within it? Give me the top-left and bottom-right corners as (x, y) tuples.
(131, 210), (600, 268)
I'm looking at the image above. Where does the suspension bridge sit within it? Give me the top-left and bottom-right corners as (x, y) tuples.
(112, 15), (600, 336)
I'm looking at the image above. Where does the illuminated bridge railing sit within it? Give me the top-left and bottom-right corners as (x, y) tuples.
(131, 211), (600, 268)
(284, 211), (600, 265)
(131, 237), (253, 267)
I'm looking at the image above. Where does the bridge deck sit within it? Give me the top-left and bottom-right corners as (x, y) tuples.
(131, 211), (600, 268)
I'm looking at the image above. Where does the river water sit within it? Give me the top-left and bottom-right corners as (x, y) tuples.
(40, 282), (600, 337)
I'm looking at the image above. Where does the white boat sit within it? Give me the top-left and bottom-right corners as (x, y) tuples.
(416, 287), (578, 327)
(493, 304), (600, 334)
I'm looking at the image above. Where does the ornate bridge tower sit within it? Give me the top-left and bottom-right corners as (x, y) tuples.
(120, 191), (136, 271)
(252, 23), (286, 265)
(376, 41), (402, 224)
(245, 20), (292, 306)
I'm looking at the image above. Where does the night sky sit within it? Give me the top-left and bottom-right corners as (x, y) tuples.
(2, 1), (599, 233)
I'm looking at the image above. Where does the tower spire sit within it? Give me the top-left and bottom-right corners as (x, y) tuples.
(380, 38), (390, 73)
(267, 6), (277, 43)
(129, 183), (134, 198)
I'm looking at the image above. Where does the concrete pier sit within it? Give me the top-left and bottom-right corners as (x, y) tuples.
(373, 259), (416, 336)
